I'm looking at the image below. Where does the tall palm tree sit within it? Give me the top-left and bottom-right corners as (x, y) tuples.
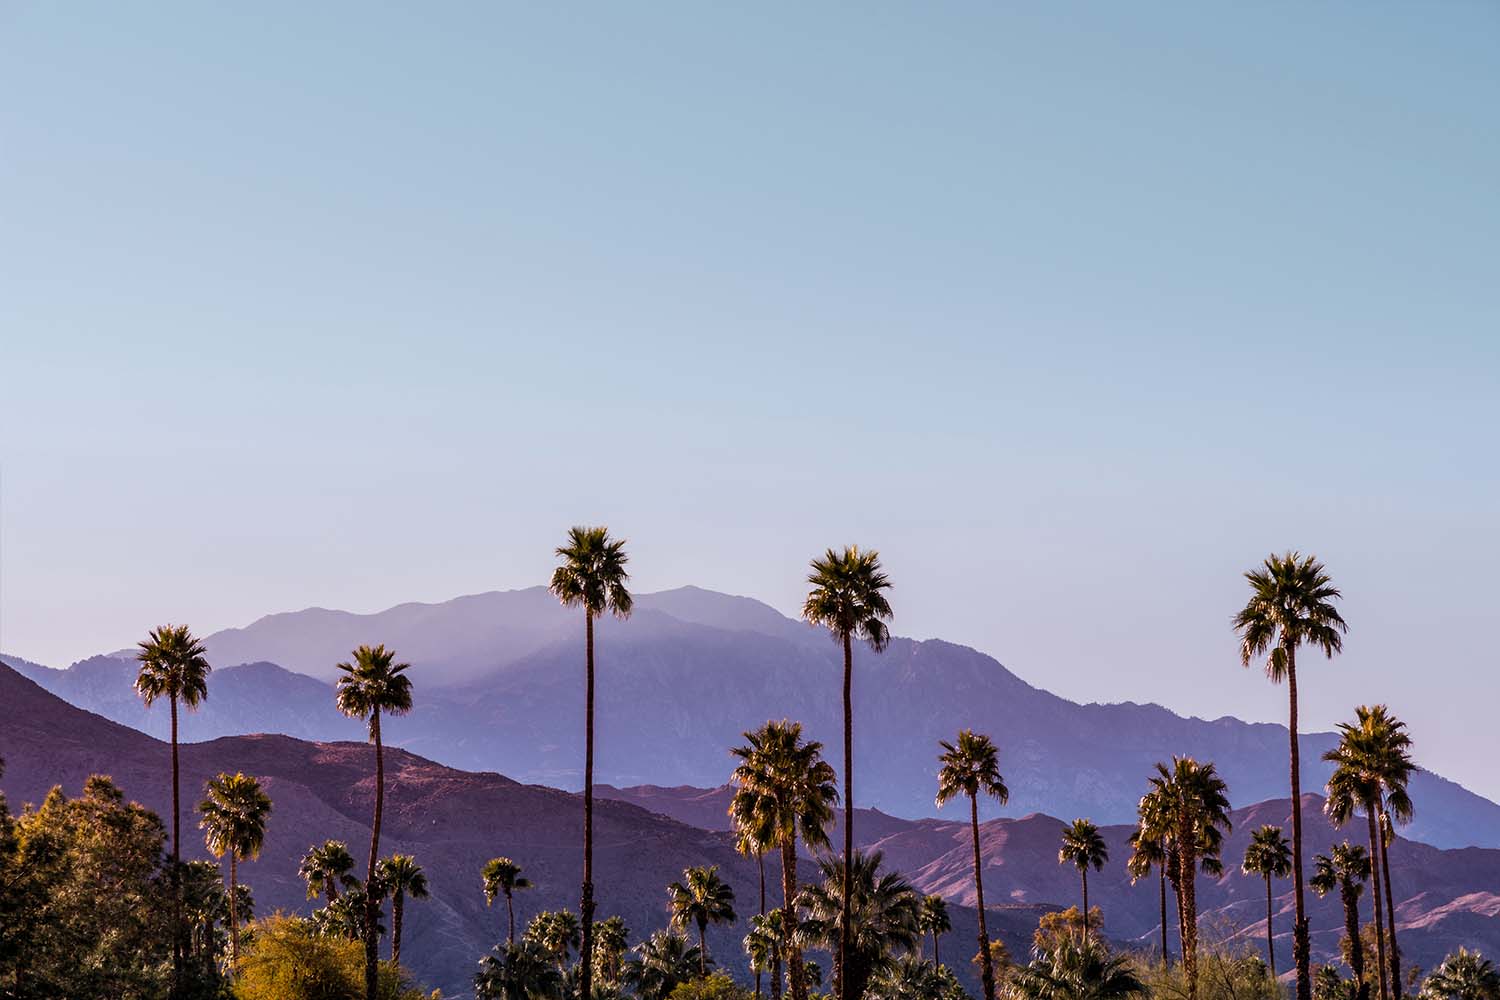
(1009, 935), (1148, 1000)
(745, 909), (788, 1000)
(1148, 756), (1232, 1000)
(334, 642), (414, 1000)
(1326, 705), (1416, 1000)
(1058, 819), (1109, 940)
(475, 939), (565, 1000)
(482, 856), (533, 945)
(550, 524), (632, 1000)
(803, 544), (893, 1000)
(936, 729), (1008, 1000)
(796, 850), (921, 1000)
(1242, 825), (1293, 977)
(1423, 949), (1500, 1000)
(729, 719), (839, 1000)
(667, 864), (738, 976)
(1235, 551), (1347, 1000)
(299, 839), (357, 901)
(198, 771), (272, 968)
(135, 622), (212, 997)
(377, 854), (428, 967)
(1128, 791), (1173, 967)
(1311, 843), (1371, 1000)
(918, 894), (952, 968)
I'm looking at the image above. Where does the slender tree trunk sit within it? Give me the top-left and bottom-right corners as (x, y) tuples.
(1160, 862), (1170, 967)
(839, 630), (853, 1000)
(392, 890), (404, 965)
(1287, 650), (1311, 1000)
(580, 611), (597, 1000)
(1378, 802), (1402, 999)
(782, 837), (807, 1000)
(933, 927), (940, 969)
(229, 852), (239, 968)
(171, 694), (182, 1000)
(1367, 806), (1390, 1000)
(1081, 868), (1090, 941)
(1344, 888), (1367, 1000)
(1180, 823), (1199, 1000)
(971, 793), (997, 1000)
(699, 922), (708, 976)
(756, 852), (766, 997)
(506, 890), (515, 945)
(365, 707), (383, 1000)
(1265, 873), (1277, 977)
(326, 875), (340, 901)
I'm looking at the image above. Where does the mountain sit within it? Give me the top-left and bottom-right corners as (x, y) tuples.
(10, 585), (1498, 850)
(0, 661), (1030, 998)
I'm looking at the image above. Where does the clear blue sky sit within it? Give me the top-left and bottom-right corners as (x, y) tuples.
(3, 5), (1497, 793)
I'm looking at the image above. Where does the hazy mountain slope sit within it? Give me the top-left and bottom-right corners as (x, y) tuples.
(10, 586), (1497, 849)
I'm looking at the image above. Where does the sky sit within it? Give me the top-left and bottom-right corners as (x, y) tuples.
(2, 5), (1497, 794)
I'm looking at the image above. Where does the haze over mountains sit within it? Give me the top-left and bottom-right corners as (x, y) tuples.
(10, 585), (1498, 849)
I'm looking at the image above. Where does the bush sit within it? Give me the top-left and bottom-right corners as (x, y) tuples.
(667, 972), (753, 999)
(233, 915), (433, 1000)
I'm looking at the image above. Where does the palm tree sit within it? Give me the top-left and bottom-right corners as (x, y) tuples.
(1009, 935), (1148, 1000)
(475, 939), (565, 1000)
(745, 909), (788, 1000)
(936, 729), (1008, 1000)
(624, 929), (704, 1000)
(735, 824), (773, 997)
(135, 622), (211, 996)
(918, 894), (951, 968)
(299, 839), (357, 901)
(1127, 792), (1173, 967)
(1242, 825), (1293, 977)
(550, 524), (632, 1000)
(796, 850), (921, 1000)
(483, 856), (534, 945)
(198, 770), (271, 968)
(377, 854), (428, 967)
(1058, 819), (1109, 940)
(1422, 949), (1500, 1000)
(1148, 756), (1232, 1000)
(803, 544), (893, 1000)
(526, 909), (582, 970)
(667, 865), (737, 977)
(334, 642), (414, 1000)
(593, 914), (631, 987)
(1327, 705), (1417, 1000)
(1312, 843), (1371, 1000)
(1235, 551), (1348, 1000)
(729, 719), (839, 1000)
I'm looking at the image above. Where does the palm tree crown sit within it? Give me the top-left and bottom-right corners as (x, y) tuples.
(918, 894), (952, 965)
(1058, 818), (1108, 938)
(667, 865), (738, 976)
(1423, 949), (1500, 1000)
(1010, 934), (1148, 1000)
(1243, 825), (1294, 882)
(1148, 756), (1232, 1000)
(299, 839), (357, 901)
(482, 856), (533, 945)
(549, 525), (634, 619)
(135, 624), (212, 708)
(936, 730), (1009, 807)
(334, 644), (414, 730)
(1234, 551), (1348, 678)
(198, 771), (272, 968)
(378, 853), (428, 967)
(802, 546), (894, 651)
(796, 850), (921, 1000)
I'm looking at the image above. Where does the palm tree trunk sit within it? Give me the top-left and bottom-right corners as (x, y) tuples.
(1081, 868), (1090, 941)
(1181, 835), (1199, 1000)
(326, 875), (339, 901)
(756, 852), (766, 998)
(365, 707), (383, 1000)
(971, 793), (996, 1000)
(1344, 887), (1367, 1000)
(506, 890), (515, 946)
(839, 630), (853, 1000)
(1159, 862), (1169, 967)
(1367, 807), (1390, 1000)
(1265, 873), (1276, 977)
(171, 694), (182, 1000)
(580, 610), (597, 1000)
(1287, 649), (1311, 1000)
(392, 891), (404, 966)
(933, 927), (940, 969)
(229, 852), (239, 968)
(782, 838), (807, 1000)
(699, 923), (708, 977)
(1377, 802), (1402, 999)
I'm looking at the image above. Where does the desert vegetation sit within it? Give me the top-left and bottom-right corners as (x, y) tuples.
(0, 538), (1473, 1000)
